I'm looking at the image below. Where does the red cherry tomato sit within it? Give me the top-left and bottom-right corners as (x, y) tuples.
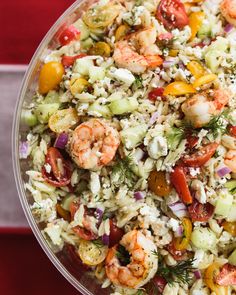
(61, 53), (86, 67)
(59, 25), (80, 46)
(156, 0), (189, 30)
(186, 135), (199, 149)
(109, 219), (124, 247)
(42, 147), (72, 187)
(70, 201), (80, 219)
(182, 143), (219, 167)
(188, 200), (214, 222)
(152, 275), (167, 294)
(216, 263), (236, 286)
(167, 241), (187, 261)
(170, 166), (193, 204)
(148, 87), (164, 101)
(158, 32), (173, 41)
(229, 126), (236, 137)
(73, 226), (98, 240)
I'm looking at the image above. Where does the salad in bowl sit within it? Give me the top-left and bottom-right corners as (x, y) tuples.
(15, 0), (236, 294)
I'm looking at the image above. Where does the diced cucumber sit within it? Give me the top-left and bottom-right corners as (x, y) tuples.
(215, 190), (233, 217)
(197, 22), (212, 39)
(35, 103), (60, 124)
(120, 124), (147, 150)
(226, 204), (236, 222)
(73, 19), (90, 41)
(61, 194), (76, 211)
(228, 249), (236, 266)
(109, 97), (138, 115)
(81, 38), (94, 50)
(73, 58), (94, 75)
(205, 50), (222, 73)
(191, 227), (217, 250)
(44, 90), (60, 104)
(225, 180), (236, 192)
(21, 109), (38, 127)
(206, 37), (229, 52)
(89, 66), (105, 83)
(166, 127), (184, 151)
(88, 101), (112, 117)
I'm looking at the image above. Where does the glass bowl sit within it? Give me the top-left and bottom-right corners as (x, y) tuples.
(12, 1), (110, 294)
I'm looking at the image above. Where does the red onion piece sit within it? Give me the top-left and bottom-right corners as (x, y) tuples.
(169, 201), (188, 218)
(54, 133), (68, 149)
(148, 112), (159, 126)
(102, 234), (110, 246)
(95, 208), (104, 224)
(193, 270), (202, 279)
(173, 209), (188, 218)
(163, 59), (176, 69)
(216, 166), (231, 178)
(174, 226), (183, 237)
(19, 141), (29, 159)
(134, 191), (146, 200)
(224, 23), (234, 33)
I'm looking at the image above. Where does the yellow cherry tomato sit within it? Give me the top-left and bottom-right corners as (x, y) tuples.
(115, 24), (130, 41)
(88, 41), (111, 57)
(83, 4), (121, 29)
(78, 240), (108, 266)
(148, 171), (172, 197)
(163, 81), (196, 96)
(184, 3), (194, 15)
(222, 221), (236, 237)
(189, 11), (205, 41)
(187, 61), (206, 79)
(48, 108), (79, 133)
(204, 262), (229, 295)
(173, 218), (192, 251)
(169, 49), (179, 57)
(70, 78), (90, 96)
(39, 62), (64, 94)
(56, 204), (71, 222)
(192, 74), (217, 89)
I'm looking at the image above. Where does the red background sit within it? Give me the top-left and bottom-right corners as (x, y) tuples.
(1, 0), (81, 294)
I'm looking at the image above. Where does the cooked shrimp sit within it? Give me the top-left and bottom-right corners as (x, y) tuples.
(181, 89), (232, 128)
(105, 230), (158, 289)
(113, 27), (163, 74)
(70, 119), (120, 170)
(220, 0), (236, 27)
(225, 150), (236, 173)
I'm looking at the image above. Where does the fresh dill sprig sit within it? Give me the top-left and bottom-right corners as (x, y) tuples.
(136, 290), (145, 295)
(133, 75), (143, 89)
(204, 109), (230, 137)
(116, 245), (131, 265)
(111, 155), (137, 188)
(91, 239), (104, 249)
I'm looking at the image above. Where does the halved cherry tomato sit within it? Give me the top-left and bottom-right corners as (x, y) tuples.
(167, 241), (187, 261)
(59, 25), (80, 46)
(186, 135), (199, 149)
(156, 0), (189, 30)
(173, 217), (192, 251)
(229, 126), (236, 137)
(70, 200), (80, 219)
(148, 170), (172, 197)
(216, 263), (236, 286)
(188, 200), (214, 222)
(182, 143), (219, 167)
(222, 221), (236, 237)
(189, 11), (205, 41)
(61, 54), (86, 67)
(170, 166), (193, 204)
(109, 219), (124, 247)
(148, 87), (164, 101)
(145, 55), (163, 68)
(163, 81), (196, 96)
(158, 32), (173, 41)
(148, 275), (167, 294)
(56, 204), (71, 221)
(42, 147), (72, 187)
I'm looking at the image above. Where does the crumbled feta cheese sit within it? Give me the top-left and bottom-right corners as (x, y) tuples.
(189, 167), (200, 177)
(167, 218), (180, 232)
(44, 163), (51, 174)
(147, 136), (168, 159)
(89, 172), (101, 195)
(111, 68), (135, 86)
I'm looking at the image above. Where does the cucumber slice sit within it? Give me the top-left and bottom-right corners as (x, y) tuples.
(21, 109), (38, 127)
(225, 180), (236, 192)
(44, 90), (60, 104)
(88, 66), (105, 83)
(226, 204), (236, 222)
(88, 101), (112, 118)
(197, 22), (212, 39)
(215, 190), (233, 217)
(206, 37), (229, 52)
(120, 124), (147, 149)
(61, 194), (76, 211)
(35, 103), (60, 124)
(229, 249), (236, 266)
(81, 38), (94, 50)
(109, 97), (138, 115)
(191, 227), (217, 250)
(73, 19), (90, 41)
(205, 50), (222, 73)
(73, 58), (94, 75)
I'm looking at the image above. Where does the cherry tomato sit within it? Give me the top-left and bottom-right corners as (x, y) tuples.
(156, 0), (189, 30)
(148, 87), (164, 101)
(222, 221), (236, 237)
(216, 263), (236, 286)
(147, 275), (167, 294)
(61, 54), (86, 67)
(73, 226), (98, 240)
(173, 218), (192, 251)
(70, 200), (80, 219)
(182, 143), (219, 167)
(109, 219), (124, 247)
(167, 241), (187, 261)
(158, 32), (173, 41)
(59, 25), (80, 46)
(38, 62), (64, 94)
(170, 166), (193, 204)
(148, 170), (172, 197)
(188, 200), (214, 222)
(42, 147), (72, 187)
(229, 126), (236, 137)
(186, 135), (199, 149)
(56, 204), (71, 221)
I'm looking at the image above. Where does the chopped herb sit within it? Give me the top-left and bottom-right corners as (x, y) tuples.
(116, 245), (131, 266)
(136, 290), (145, 295)
(92, 239), (104, 248)
(133, 76), (143, 89)
(204, 109), (230, 137)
